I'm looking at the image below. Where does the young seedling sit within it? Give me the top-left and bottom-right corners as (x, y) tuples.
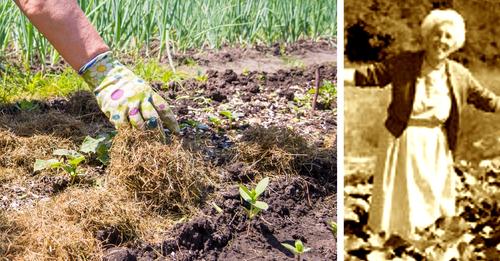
(219, 110), (238, 129)
(239, 177), (269, 220)
(34, 149), (85, 183)
(15, 99), (39, 112)
(34, 133), (114, 183)
(208, 115), (222, 128)
(219, 110), (235, 121)
(211, 202), (223, 214)
(328, 220), (337, 236)
(79, 132), (116, 165)
(281, 239), (311, 261)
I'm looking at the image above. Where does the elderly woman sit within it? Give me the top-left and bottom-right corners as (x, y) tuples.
(345, 9), (500, 240)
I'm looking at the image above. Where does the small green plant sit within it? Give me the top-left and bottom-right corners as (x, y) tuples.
(34, 149), (85, 182)
(183, 57), (198, 67)
(293, 93), (313, 110)
(279, 43), (287, 56)
(15, 99), (39, 111)
(34, 132), (115, 182)
(208, 115), (222, 127)
(239, 177), (269, 219)
(195, 73), (208, 83)
(79, 132), (116, 165)
(219, 110), (235, 121)
(193, 96), (213, 106)
(179, 119), (208, 130)
(281, 240), (311, 261)
(308, 80), (336, 107)
(211, 202), (223, 214)
(219, 110), (237, 128)
(328, 221), (337, 236)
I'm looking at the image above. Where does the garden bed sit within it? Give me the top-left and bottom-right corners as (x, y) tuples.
(0, 42), (336, 260)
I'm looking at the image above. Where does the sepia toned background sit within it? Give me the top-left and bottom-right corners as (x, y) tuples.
(343, 0), (500, 260)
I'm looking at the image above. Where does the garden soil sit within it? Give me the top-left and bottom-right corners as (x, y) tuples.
(0, 41), (336, 260)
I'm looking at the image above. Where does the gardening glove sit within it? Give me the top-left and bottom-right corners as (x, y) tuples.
(79, 51), (180, 134)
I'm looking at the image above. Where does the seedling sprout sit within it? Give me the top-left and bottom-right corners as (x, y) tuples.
(281, 239), (311, 261)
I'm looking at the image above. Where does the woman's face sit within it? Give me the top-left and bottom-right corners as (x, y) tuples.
(424, 22), (457, 63)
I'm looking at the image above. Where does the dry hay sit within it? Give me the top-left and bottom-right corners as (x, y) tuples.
(231, 125), (312, 176)
(0, 211), (20, 261)
(3, 186), (165, 261)
(108, 128), (217, 215)
(0, 111), (87, 140)
(0, 130), (74, 173)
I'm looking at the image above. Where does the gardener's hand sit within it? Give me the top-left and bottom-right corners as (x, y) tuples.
(79, 52), (179, 134)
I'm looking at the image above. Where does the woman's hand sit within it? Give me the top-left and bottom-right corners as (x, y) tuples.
(80, 52), (180, 134)
(344, 68), (356, 86)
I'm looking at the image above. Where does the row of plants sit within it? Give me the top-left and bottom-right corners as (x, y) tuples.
(0, 0), (336, 70)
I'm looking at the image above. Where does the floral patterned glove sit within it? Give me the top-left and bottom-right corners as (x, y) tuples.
(79, 52), (179, 134)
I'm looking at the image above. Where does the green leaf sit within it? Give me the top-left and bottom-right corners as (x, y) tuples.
(211, 202), (223, 213)
(79, 133), (114, 165)
(33, 159), (61, 171)
(208, 115), (222, 125)
(239, 185), (253, 202)
(253, 200), (268, 210)
(255, 177), (269, 198)
(329, 221), (337, 235)
(79, 136), (105, 153)
(68, 155), (85, 167)
(295, 240), (304, 252)
(53, 149), (82, 159)
(97, 143), (111, 164)
(219, 110), (234, 120)
(250, 207), (261, 218)
(62, 165), (77, 176)
(281, 243), (298, 255)
(96, 152), (110, 165)
(184, 119), (199, 127)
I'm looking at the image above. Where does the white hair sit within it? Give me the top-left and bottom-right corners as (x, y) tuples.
(421, 9), (466, 50)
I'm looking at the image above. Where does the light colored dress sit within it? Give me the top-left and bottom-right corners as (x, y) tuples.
(368, 62), (456, 240)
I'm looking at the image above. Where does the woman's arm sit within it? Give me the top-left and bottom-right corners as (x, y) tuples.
(14, 0), (109, 71)
(14, 0), (180, 133)
(348, 62), (393, 88)
(466, 73), (500, 112)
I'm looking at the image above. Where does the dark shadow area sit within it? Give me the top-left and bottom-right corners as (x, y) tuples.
(345, 22), (393, 62)
(259, 223), (294, 258)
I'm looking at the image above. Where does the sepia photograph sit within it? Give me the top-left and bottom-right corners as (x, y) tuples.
(344, 0), (500, 260)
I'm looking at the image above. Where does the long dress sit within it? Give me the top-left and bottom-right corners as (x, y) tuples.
(368, 62), (456, 240)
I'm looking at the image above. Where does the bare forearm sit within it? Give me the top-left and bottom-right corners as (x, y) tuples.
(14, 0), (109, 70)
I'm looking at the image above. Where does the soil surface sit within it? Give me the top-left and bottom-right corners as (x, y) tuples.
(0, 41), (336, 260)
(344, 159), (500, 260)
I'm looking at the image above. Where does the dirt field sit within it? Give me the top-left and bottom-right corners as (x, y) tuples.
(0, 41), (336, 260)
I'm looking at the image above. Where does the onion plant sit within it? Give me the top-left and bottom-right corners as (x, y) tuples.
(0, 0), (335, 69)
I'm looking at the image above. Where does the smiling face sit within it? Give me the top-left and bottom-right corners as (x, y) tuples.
(423, 22), (457, 64)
